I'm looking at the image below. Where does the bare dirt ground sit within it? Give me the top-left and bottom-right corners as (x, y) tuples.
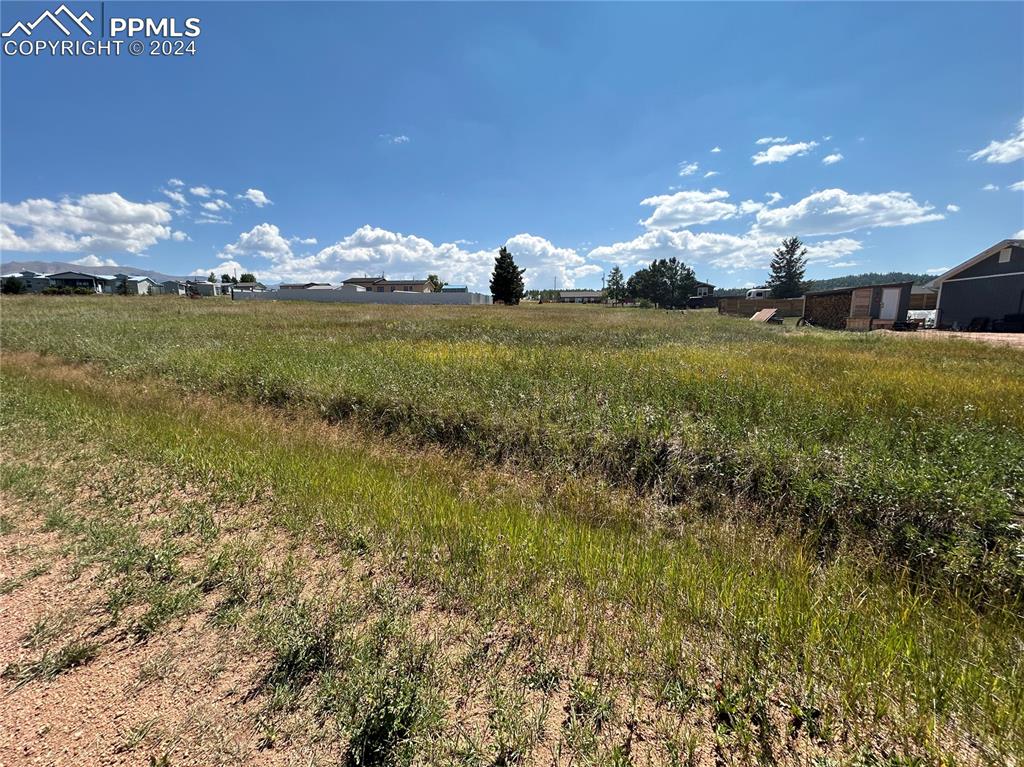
(876, 328), (1024, 348)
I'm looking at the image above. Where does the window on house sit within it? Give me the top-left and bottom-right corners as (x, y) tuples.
(998, 248), (1011, 264)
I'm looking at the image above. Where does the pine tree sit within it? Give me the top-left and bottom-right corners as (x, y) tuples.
(767, 237), (808, 298)
(489, 246), (526, 305)
(606, 266), (627, 305)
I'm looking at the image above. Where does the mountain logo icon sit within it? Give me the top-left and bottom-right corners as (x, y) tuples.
(2, 4), (94, 37)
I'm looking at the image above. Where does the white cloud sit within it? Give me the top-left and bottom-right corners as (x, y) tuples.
(292, 236), (318, 245)
(704, 171), (719, 178)
(220, 223), (294, 260)
(194, 215), (231, 225)
(171, 230), (190, 241)
(587, 227), (861, 271)
(765, 192), (783, 205)
(822, 152), (844, 165)
(640, 189), (744, 229)
(380, 133), (410, 144)
(1015, 229), (1024, 239)
(504, 233), (602, 289)
(755, 136), (788, 145)
(969, 117), (1024, 164)
(982, 183), (1000, 191)
(211, 225), (602, 290)
(946, 204), (960, 212)
(238, 188), (273, 207)
(201, 199), (232, 212)
(752, 141), (818, 165)
(753, 188), (943, 235)
(167, 178), (184, 188)
(710, 146), (721, 153)
(71, 254), (119, 267)
(1010, 181), (1024, 192)
(678, 161), (700, 177)
(189, 185), (214, 198)
(926, 266), (950, 276)
(192, 260), (252, 278)
(162, 189), (187, 206)
(829, 261), (859, 268)
(0, 192), (173, 254)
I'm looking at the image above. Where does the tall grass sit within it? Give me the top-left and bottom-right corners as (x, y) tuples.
(2, 296), (1022, 595)
(1, 356), (1021, 761)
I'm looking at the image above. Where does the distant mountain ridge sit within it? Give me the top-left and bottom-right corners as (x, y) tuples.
(715, 272), (934, 297)
(1, 260), (189, 284)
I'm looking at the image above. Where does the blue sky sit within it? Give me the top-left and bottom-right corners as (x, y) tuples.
(2, 1), (1022, 289)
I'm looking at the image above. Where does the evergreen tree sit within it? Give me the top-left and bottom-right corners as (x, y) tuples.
(625, 257), (696, 308)
(606, 266), (627, 305)
(767, 237), (808, 298)
(239, 273), (257, 283)
(208, 272), (216, 283)
(489, 246), (526, 305)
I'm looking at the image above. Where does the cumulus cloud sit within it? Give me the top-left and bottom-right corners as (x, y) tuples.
(238, 188), (273, 207)
(189, 185), (214, 198)
(167, 178), (184, 188)
(926, 266), (950, 276)
(755, 136), (788, 145)
(829, 261), (859, 269)
(71, 255), (119, 267)
(220, 223), (294, 260)
(710, 146), (721, 153)
(946, 204), (960, 212)
(207, 225), (602, 290)
(292, 236), (318, 245)
(704, 171), (719, 178)
(192, 260), (252, 278)
(504, 233), (602, 289)
(765, 192), (783, 205)
(1010, 181), (1024, 192)
(171, 230), (190, 241)
(0, 192), (173, 254)
(753, 188), (943, 235)
(380, 133), (410, 144)
(640, 189), (743, 229)
(587, 227), (861, 271)
(678, 161), (700, 176)
(969, 117), (1024, 164)
(982, 184), (999, 191)
(822, 152), (844, 165)
(752, 141), (818, 165)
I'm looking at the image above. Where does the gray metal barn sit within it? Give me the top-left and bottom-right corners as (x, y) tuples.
(929, 240), (1024, 331)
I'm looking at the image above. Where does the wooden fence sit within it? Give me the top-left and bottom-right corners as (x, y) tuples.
(717, 297), (805, 318)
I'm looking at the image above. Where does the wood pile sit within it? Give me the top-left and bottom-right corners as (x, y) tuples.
(803, 292), (852, 329)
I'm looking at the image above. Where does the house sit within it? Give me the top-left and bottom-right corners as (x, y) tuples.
(112, 274), (159, 295)
(557, 289), (606, 304)
(802, 282), (913, 331)
(342, 277), (435, 293)
(230, 281), (267, 293)
(441, 285), (468, 293)
(928, 239), (1024, 331)
(1, 270), (52, 293)
(694, 281), (715, 298)
(47, 271), (112, 293)
(279, 282), (332, 290)
(185, 279), (227, 297)
(157, 280), (187, 296)
(687, 280), (717, 308)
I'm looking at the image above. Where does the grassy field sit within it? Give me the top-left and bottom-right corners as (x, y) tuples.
(1, 296), (1023, 764)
